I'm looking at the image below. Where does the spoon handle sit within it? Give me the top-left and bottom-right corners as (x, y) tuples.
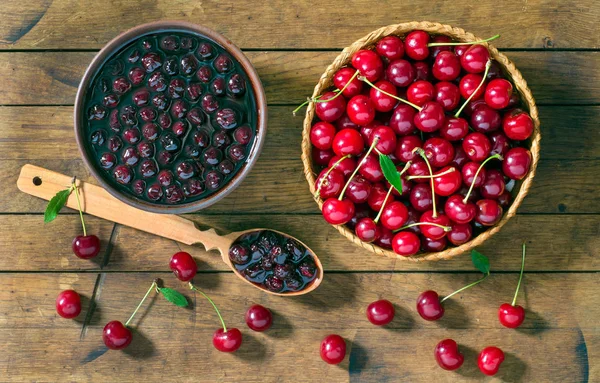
(17, 164), (226, 251)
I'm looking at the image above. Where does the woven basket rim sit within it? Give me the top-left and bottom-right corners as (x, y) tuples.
(300, 21), (541, 262)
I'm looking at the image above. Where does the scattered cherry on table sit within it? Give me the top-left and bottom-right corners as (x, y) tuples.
(320, 334), (347, 364)
(55, 290), (82, 319)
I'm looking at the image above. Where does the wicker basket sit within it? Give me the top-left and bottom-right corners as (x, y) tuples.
(301, 21), (541, 262)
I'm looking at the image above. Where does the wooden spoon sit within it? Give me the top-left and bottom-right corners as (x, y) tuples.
(17, 164), (323, 296)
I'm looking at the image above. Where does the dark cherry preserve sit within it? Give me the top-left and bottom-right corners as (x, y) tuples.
(229, 230), (318, 293)
(83, 31), (257, 205)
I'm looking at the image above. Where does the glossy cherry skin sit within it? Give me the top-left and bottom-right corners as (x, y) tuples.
(332, 128), (364, 156)
(312, 148), (334, 166)
(315, 91), (346, 122)
(460, 44), (490, 73)
(380, 201), (409, 231)
(434, 82), (460, 111)
(445, 195), (476, 224)
(498, 303), (526, 328)
(478, 346), (505, 376)
(366, 299), (395, 325)
(471, 105), (501, 133)
(407, 80), (434, 107)
(375, 226), (394, 249)
(386, 59), (415, 87)
(333, 67), (363, 98)
(351, 50), (383, 82)
(503, 147), (532, 180)
(328, 155), (356, 178)
(459, 74), (485, 100)
(424, 137), (454, 167)
(315, 168), (345, 199)
(480, 169), (505, 199)
(498, 190), (512, 208)
(448, 222), (473, 245)
(462, 161), (487, 188)
(355, 217), (380, 243)
(435, 339), (464, 371)
(56, 290), (81, 319)
(422, 236), (447, 252)
(489, 132), (511, 157)
(358, 153), (384, 182)
(347, 95), (376, 126)
(433, 166), (462, 196)
(370, 80), (398, 112)
(395, 135), (422, 163)
(392, 231), (420, 257)
(485, 79), (513, 109)
(389, 104), (417, 135)
(432, 51), (461, 81)
(503, 109), (534, 141)
(367, 183), (389, 211)
(429, 35), (453, 58)
(72, 235), (101, 259)
(419, 211), (450, 240)
(413, 61), (430, 81)
(169, 251), (197, 281)
(475, 199), (503, 226)
(213, 328), (243, 352)
(345, 175), (371, 204)
(320, 334), (346, 364)
(407, 159), (431, 183)
(322, 198), (355, 225)
(451, 145), (469, 168)
(369, 126), (397, 155)
(463, 132), (491, 162)
(414, 102), (445, 133)
(310, 122), (336, 150)
(410, 183), (435, 212)
(376, 36), (404, 60)
(405, 30), (430, 60)
(103, 321), (133, 350)
(416, 290), (444, 321)
(441, 117), (469, 141)
(245, 304), (273, 332)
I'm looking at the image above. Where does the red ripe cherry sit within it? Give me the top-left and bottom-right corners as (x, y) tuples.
(503, 147), (532, 180)
(315, 91), (346, 122)
(355, 217), (380, 243)
(471, 105), (501, 133)
(451, 145), (469, 168)
(448, 222), (473, 245)
(375, 226), (394, 249)
(462, 161), (487, 188)
(310, 122), (336, 150)
(386, 59), (415, 87)
(460, 44), (490, 73)
(322, 198), (355, 225)
(464, 98), (487, 116)
(347, 95), (376, 126)
(376, 36), (405, 60)
(370, 80), (398, 112)
(503, 109), (534, 141)
(335, 114), (359, 131)
(424, 137), (454, 167)
(351, 50), (383, 82)
(332, 128), (364, 156)
(395, 135), (422, 162)
(169, 251), (197, 282)
(389, 104), (417, 135)
(328, 155), (356, 178)
(422, 236), (447, 252)
(419, 211), (450, 240)
(489, 132), (511, 157)
(432, 51), (461, 81)
(459, 74), (485, 100)
(56, 290), (81, 319)
(245, 304), (273, 332)
(454, 44), (470, 57)
(480, 169), (505, 199)
(475, 199), (503, 226)
(366, 299), (395, 325)
(434, 82), (460, 111)
(405, 30), (430, 60)
(433, 166), (462, 196)
(416, 290), (444, 321)
(367, 183), (388, 211)
(435, 339), (464, 371)
(440, 117), (469, 141)
(369, 126), (397, 155)
(358, 153), (384, 182)
(320, 334), (346, 364)
(72, 235), (101, 259)
(463, 132), (491, 162)
(478, 346), (505, 376)
(315, 168), (345, 199)
(380, 201), (408, 231)
(103, 320), (133, 350)
(410, 183), (435, 212)
(485, 79), (513, 109)
(414, 102), (445, 133)
(359, 120), (378, 142)
(498, 303), (525, 328)
(392, 231), (420, 257)
(407, 159), (430, 183)
(312, 148), (334, 166)
(413, 61), (430, 81)
(445, 195), (476, 224)
(345, 175), (371, 203)
(333, 67), (363, 98)
(213, 328), (243, 352)
(407, 80), (435, 107)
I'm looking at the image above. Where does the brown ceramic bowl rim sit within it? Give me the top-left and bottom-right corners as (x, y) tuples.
(74, 21), (267, 214)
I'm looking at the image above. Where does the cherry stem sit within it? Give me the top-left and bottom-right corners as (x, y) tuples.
(125, 280), (158, 327)
(358, 76), (422, 111)
(374, 161), (411, 223)
(314, 154), (351, 198)
(293, 70), (354, 116)
(71, 177), (86, 237)
(406, 167), (455, 180)
(454, 60), (492, 118)
(462, 154), (503, 204)
(394, 221), (451, 233)
(427, 34), (501, 47)
(512, 243), (527, 306)
(338, 137), (379, 200)
(413, 147), (437, 217)
(189, 283), (227, 332)
(441, 272), (489, 303)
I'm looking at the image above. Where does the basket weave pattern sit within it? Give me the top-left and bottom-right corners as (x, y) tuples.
(301, 22), (541, 262)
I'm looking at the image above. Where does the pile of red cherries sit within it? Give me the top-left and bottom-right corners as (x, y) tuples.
(307, 31), (534, 257)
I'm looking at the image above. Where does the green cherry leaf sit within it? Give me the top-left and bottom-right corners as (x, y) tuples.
(44, 188), (72, 223)
(379, 154), (403, 193)
(158, 287), (189, 307)
(471, 250), (490, 274)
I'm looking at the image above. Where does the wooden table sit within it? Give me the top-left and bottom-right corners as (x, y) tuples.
(1, 1), (599, 382)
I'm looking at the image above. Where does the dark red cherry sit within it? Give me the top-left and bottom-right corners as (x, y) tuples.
(351, 50), (383, 82)
(432, 51), (461, 81)
(376, 36), (405, 60)
(498, 190), (512, 208)
(358, 153), (383, 182)
(429, 35), (453, 58)
(478, 346), (505, 376)
(498, 303), (525, 328)
(335, 114), (359, 131)
(480, 169), (505, 199)
(454, 44), (470, 57)
(369, 126), (397, 155)
(485, 79), (513, 109)
(407, 80), (434, 107)
(448, 222), (473, 245)
(502, 147), (532, 180)
(334, 67), (363, 98)
(445, 195), (476, 224)
(322, 198), (355, 225)
(310, 122), (336, 150)
(392, 231), (420, 257)
(489, 132), (511, 157)
(366, 299), (395, 325)
(424, 137), (454, 167)
(434, 81), (460, 111)
(72, 235), (101, 259)
(410, 183), (435, 212)
(370, 80), (398, 112)
(416, 290), (444, 321)
(419, 211), (450, 240)
(355, 217), (380, 243)
(451, 145), (468, 168)
(359, 120), (378, 142)
(386, 59), (415, 87)
(56, 290), (82, 319)
(332, 128), (364, 157)
(312, 148), (334, 166)
(347, 95), (376, 126)
(395, 135), (422, 163)
(471, 105), (501, 133)
(440, 117), (469, 141)
(245, 305), (273, 332)
(389, 104), (417, 135)
(315, 91), (346, 122)
(345, 175), (372, 204)
(433, 166), (462, 196)
(328, 155), (357, 178)
(459, 74), (485, 100)
(422, 236), (447, 252)
(460, 44), (490, 73)
(367, 183), (389, 211)
(103, 320), (133, 350)
(315, 168), (345, 199)
(435, 339), (464, 371)
(405, 30), (430, 60)
(462, 161), (487, 188)
(213, 328), (243, 352)
(374, 226), (394, 249)
(169, 251), (197, 281)
(503, 109), (534, 141)
(380, 201), (408, 231)
(414, 102), (445, 133)
(475, 199), (503, 226)
(463, 132), (491, 162)
(320, 334), (346, 364)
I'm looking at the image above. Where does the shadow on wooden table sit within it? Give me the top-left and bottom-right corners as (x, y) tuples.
(267, 309), (294, 338)
(234, 332), (267, 361)
(124, 329), (156, 359)
(517, 310), (550, 336)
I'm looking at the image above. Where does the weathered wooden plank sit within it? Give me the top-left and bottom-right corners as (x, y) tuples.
(0, 273), (597, 382)
(1, 0), (599, 49)
(1, 52), (600, 105)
